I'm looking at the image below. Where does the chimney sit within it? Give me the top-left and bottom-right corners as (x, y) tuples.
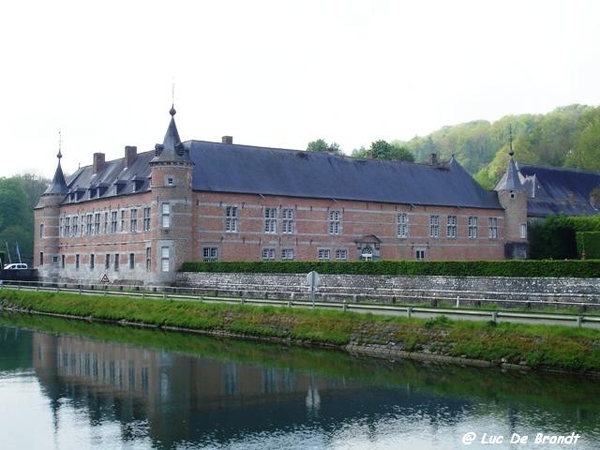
(222, 136), (233, 144)
(125, 146), (137, 167)
(429, 153), (438, 165)
(93, 153), (106, 174)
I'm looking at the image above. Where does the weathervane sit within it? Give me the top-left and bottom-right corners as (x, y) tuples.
(509, 124), (514, 157)
(57, 129), (63, 160)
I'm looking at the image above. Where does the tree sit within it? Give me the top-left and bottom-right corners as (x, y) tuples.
(307, 139), (342, 154)
(565, 108), (600, 172)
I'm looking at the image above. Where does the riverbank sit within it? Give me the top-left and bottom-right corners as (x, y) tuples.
(2, 289), (600, 375)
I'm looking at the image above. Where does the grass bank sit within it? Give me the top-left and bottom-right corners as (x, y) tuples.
(2, 289), (600, 375)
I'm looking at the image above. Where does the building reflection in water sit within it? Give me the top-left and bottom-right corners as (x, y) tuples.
(34, 331), (450, 448)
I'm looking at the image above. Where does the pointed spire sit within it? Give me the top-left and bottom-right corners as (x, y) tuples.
(495, 124), (524, 192)
(44, 132), (69, 195)
(151, 103), (192, 164)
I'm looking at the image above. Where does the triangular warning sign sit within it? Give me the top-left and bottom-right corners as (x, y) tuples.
(100, 274), (110, 284)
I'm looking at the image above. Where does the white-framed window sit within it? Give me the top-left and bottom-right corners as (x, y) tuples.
(261, 248), (276, 260)
(130, 208), (138, 233)
(468, 216), (478, 239)
(318, 248), (331, 260)
(39, 223), (44, 239)
(105, 254), (110, 269)
(120, 210), (126, 232)
(203, 247), (219, 262)
(264, 208), (277, 234)
(416, 248), (426, 260)
(114, 253), (120, 271)
(281, 248), (295, 260)
(129, 253), (135, 269)
(397, 213), (409, 238)
(429, 215), (439, 238)
(161, 246), (170, 272)
(329, 210), (341, 235)
(447, 215), (457, 239)
(75, 254), (80, 270)
(488, 217), (498, 239)
(143, 207), (151, 231)
(282, 208), (294, 234)
(520, 223), (527, 239)
(90, 254), (95, 270)
(161, 203), (170, 228)
(360, 246), (373, 261)
(335, 248), (348, 260)
(110, 211), (118, 234)
(225, 206), (238, 232)
(94, 213), (101, 235)
(145, 247), (151, 271)
(72, 216), (79, 236)
(104, 212), (109, 234)
(86, 214), (93, 236)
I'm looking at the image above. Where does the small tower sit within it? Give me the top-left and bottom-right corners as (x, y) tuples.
(495, 126), (528, 259)
(149, 105), (194, 284)
(34, 142), (69, 281)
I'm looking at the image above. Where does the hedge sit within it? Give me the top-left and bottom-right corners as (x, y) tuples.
(180, 259), (600, 278)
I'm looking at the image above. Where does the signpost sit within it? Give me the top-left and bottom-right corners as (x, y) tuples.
(306, 270), (320, 308)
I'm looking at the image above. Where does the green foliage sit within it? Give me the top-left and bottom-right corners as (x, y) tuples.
(576, 232), (600, 259)
(180, 259), (600, 278)
(307, 139), (342, 154)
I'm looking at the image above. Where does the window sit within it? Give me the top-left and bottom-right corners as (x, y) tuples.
(39, 223), (44, 239)
(416, 248), (426, 260)
(143, 207), (151, 231)
(264, 208), (277, 234)
(167, 177), (174, 186)
(447, 215), (457, 239)
(75, 254), (80, 270)
(225, 206), (238, 232)
(281, 248), (295, 260)
(129, 253), (135, 269)
(145, 247), (151, 271)
(130, 208), (138, 233)
(468, 216), (478, 239)
(39, 252), (44, 266)
(59, 218), (63, 237)
(261, 248), (276, 260)
(110, 211), (118, 234)
(90, 254), (95, 270)
(203, 247), (219, 262)
(161, 246), (170, 272)
(114, 253), (120, 271)
(282, 208), (294, 234)
(120, 210), (126, 232)
(429, 215), (439, 238)
(72, 216), (79, 237)
(488, 217), (498, 239)
(318, 248), (331, 260)
(397, 213), (409, 238)
(61, 255), (65, 269)
(86, 214), (93, 235)
(94, 213), (101, 235)
(161, 203), (171, 228)
(335, 249), (348, 260)
(520, 223), (527, 239)
(329, 210), (341, 235)
(105, 254), (110, 270)
(104, 212), (109, 234)
(64, 216), (70, 237)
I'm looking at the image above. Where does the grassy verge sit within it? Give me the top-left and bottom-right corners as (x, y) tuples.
(2, 289), (600, 374)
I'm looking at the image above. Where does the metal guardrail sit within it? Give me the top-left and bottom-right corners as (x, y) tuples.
(2, 280), (600, 328)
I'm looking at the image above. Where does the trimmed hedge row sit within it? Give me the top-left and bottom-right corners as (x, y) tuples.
(577, 232), (600, 260)
(180, 259), (600, 278)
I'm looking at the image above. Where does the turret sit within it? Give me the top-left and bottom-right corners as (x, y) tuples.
(495, 128), (528, 259)
(149, 105), (194, 284)
(34, 147), (69, 281)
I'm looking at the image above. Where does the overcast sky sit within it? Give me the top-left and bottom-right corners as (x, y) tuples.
(2, 0), (599, 179)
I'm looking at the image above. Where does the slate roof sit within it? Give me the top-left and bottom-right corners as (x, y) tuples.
(186, 141), (501, 209)
(518, 164), (600, 217)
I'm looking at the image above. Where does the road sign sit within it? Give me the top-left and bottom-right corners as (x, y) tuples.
(100, 274), (110, 284)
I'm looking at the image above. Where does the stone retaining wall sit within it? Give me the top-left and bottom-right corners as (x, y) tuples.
(176, 272), (600, 308)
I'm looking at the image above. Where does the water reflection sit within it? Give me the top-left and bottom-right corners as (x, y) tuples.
(1, 314), (600, 449)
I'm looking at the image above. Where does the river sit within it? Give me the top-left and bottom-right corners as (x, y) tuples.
(0, 313), (598, 449)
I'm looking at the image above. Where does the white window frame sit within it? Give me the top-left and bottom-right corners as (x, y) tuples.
(225, 206), (238, 233)
(161, 203), (171, 228)
(397, 213), (409, 238)
(161, 246), (170, 272)
(429, 215), (439, 238)
(468, 216), (478, 239)
(329, 210), (341, 235)
(446, 215), (457, 239)
(488, 217), (498, 239)
(282, 208), (294, 234)
(264, 207), (277, 234)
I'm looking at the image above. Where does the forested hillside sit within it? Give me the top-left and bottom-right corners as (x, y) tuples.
(393, 104), (600, 189)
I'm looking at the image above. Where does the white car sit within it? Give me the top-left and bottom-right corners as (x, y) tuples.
(3, 263), (28, 270)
